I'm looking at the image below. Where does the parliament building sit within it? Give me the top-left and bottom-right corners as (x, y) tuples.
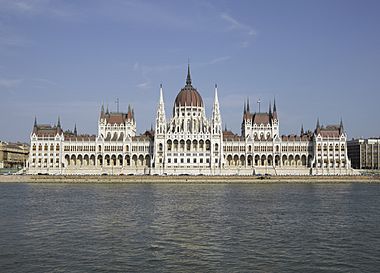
(27, 66), (355, 175)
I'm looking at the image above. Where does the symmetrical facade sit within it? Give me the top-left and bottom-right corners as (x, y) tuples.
(27, 66), (355, 175)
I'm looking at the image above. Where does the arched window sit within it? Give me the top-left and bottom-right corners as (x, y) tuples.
(205, 140), (211, 151)
(186, 140), (191, 151)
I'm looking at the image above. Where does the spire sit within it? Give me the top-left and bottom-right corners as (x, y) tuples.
(57, 116), (61, 128)
(74, 124), (77, 136)
(34, 116), (37, 128)
(340, 118), (344, 133)
(269, 101), (272, 116)
(316, 118), (320, 129)
(186, 62), (192, 86)
(246, 97), (250, 113)
(301, 124), (304, 135)
(214, 84), (219, 105)
(106, 104), (109, 115)
(243, 101), (247, 114)
(272, 97), (278, 120)
(101, 104), (104, 114)
(159, 84), (164, 104)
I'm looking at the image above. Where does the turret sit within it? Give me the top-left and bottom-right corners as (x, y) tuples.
(212, 84), (222, 134)
(155, 84), (166, 135)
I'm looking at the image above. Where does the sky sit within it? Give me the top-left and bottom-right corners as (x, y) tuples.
(0, 0), (379, 142)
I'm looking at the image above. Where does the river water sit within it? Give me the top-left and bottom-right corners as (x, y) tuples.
(0, 182), (379, 272)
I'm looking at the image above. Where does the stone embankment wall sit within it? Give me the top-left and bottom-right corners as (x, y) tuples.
(0, 175), (379, 184)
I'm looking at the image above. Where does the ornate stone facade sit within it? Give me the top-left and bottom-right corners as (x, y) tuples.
(27, 66), (355, 175)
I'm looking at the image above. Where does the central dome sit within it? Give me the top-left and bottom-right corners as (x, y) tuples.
(174, 65), (203, 107)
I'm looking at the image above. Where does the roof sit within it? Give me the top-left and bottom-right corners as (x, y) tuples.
(33, 124), (63, 137)
(103, 112), (133, 125)
(223, 130), (242, 141)
(174, 85), (203, 107)
(317, 125), (342, 138)
(243, 111), (272, 125)
(64, 134), (96, 141)
(252, 113), (270, 125)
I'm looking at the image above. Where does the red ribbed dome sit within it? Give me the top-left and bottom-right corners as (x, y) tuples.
(174, 64), (203, 107)
(174, 86), (203, 107)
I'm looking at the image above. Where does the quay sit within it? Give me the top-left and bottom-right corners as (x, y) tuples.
(0, 174), (379, 184)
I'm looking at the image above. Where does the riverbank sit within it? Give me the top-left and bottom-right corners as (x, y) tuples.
(0, 174), (380, 183)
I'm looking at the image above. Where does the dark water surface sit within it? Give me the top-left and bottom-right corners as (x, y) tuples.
(0, 182), (379, 272)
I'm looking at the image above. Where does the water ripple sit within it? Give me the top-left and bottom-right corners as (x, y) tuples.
(0, 183), (379, 272)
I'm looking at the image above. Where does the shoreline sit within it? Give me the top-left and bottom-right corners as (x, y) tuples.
(0, 174), (380, 184)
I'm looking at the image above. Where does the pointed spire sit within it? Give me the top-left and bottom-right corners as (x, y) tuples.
(74, 124), (77, 136)
(273, 97), (277, 112)
(106, 104), (109, 115)
(269, 101), (272, 116)
(159, 84), (164, 104)
(34, 116), (37, 128)
(101, 104), (104, 114)
(186, 62), (192, 86)
(340, 118), (344, 133)
(57, 116), (61, 128)
(243, 101), (247, 114)
(316, 118), (320, 129)
(214, 84), (219, 105)
(301, 124), (304, 135)
(246, 97), (250, 113)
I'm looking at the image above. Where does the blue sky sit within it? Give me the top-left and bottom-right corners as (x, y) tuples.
(0, 0), (379, 142)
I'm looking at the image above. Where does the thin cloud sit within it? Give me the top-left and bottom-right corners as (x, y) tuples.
(200, 56), (231, 66)
(220, 12), (256, 36)
(0, 78), (23, 89)
(0, 0), (79, 19)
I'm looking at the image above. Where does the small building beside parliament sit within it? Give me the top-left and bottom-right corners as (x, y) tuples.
(347, 138), (380, 170)
(27, 66), (355, 175)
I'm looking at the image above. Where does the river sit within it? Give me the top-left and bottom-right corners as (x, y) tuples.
(0, 182), (379, 272)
